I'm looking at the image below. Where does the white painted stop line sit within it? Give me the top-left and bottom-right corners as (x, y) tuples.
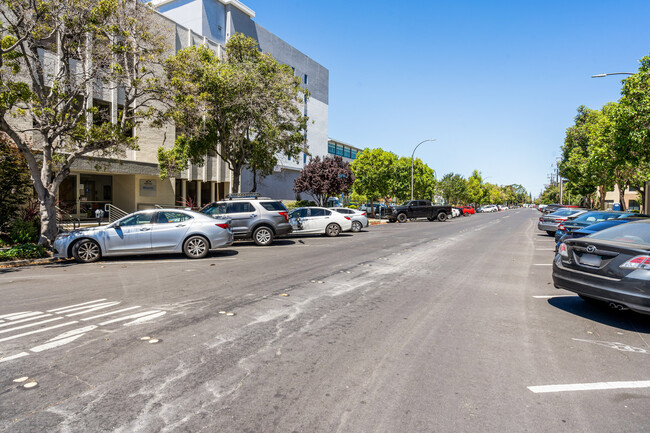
(528, 380), (650, 393)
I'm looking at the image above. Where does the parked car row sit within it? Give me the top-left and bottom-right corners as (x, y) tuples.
(54, 195), (371, 263)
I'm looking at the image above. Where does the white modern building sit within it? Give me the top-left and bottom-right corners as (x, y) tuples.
(52, 0), (329, 219)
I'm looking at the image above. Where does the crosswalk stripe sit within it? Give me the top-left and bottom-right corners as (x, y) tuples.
(0, 321), (78, 343)
(0, 352), (29, 363)
(66, 302), (121, 317)
(99, 311), (160, 326)
(0, 314), (53, 328)
(81, 306), (141, 321)
(0, 317), (63, 335)
(5, 311), (43, 321)
(47, 299), (107, 313)
(0, 312), (30, 320)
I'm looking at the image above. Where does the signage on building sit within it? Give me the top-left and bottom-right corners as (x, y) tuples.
(140, 179), (157, 197)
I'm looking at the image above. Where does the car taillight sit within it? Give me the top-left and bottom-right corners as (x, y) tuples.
(216, 223), (230, 229)
(620, 256), (650, 270)
(554, 218), (566, 222)
(559, 243), (568, 257)
(361, 212), (366, 216)
(539, 217), (543, 222)
(558, 224), (565, 231)
(279, 211), (289, 222)
(344, 216), (351, 220)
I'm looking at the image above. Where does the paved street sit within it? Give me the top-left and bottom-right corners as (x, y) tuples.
(2, 209), (650, 432)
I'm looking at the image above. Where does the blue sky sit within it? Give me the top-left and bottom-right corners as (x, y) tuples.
(242, 0), (650, 198)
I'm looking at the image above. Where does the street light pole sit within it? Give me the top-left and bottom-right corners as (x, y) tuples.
(411, 139), (436, 201)
(591, 72), (634, 78)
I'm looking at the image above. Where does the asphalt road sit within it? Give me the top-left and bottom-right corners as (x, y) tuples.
(2, 209), (650, 432)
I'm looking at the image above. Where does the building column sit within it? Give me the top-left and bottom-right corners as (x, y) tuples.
(196, 180), (201, 207)
(210, 182), (215, 202)
(181, 179), (187, 206)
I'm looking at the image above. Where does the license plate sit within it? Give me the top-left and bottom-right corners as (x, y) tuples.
(579, 253), (601, 267)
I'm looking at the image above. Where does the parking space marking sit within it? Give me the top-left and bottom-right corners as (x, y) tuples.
(532, 295), (573, 299)
(0, 352), (29, 363)
(3, 311), (44, 321)
(572, 338), (650, 354)
(533, 264), (553, 266)
(81, 306), (141, 321)
(528, 380), (650, 394)
(99, 310), (161, 326)
(0, 317), (63, 334)
(97, 257), (237, 265)
(535, 248), (555, 251)
(0, 321), (78, 343)
(0, 313), (53, 327)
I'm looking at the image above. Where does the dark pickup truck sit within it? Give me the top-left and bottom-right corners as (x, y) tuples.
(387, 200), (452, 223)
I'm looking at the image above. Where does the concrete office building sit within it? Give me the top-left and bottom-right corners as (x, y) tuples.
(154, 0), (329, 200)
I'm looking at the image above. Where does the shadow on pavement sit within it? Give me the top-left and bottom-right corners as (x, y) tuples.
(548, 296), (650, 333)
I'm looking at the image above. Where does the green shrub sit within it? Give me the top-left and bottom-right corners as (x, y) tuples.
(0, 244), (48, 261)
(9, 219), (39, 244)
(286, 200), (317, 209)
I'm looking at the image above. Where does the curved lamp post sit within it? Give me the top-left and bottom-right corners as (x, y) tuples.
(411, 139), (436, 200)
(591, 72), (633, 78)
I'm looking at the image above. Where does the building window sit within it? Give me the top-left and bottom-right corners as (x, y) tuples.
(304, 74), (308, 85)
(303, 153), (307, 164)
(629, 200), (640, 210)
(351, 150), (357, 159)
(343, 147), (351, 158)
(336, 145), (344, 157)
(328, 142), (336, 155)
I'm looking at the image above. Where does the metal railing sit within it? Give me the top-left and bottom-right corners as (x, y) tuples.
(104, 204), (128, 223)
(56, 206), (80, 232)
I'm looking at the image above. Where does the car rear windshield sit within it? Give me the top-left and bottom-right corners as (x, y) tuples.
(574, 212), (622, 223)
(551, 210), (577, 217)
(587, 221), (650, 247)
(260, 201), (287, 211)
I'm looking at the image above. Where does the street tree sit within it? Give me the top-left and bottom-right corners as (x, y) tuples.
(438, 172), (467, 205)
(0, 0), (166, 246)
(466, 170), (484, 207)
(293, 156), (354, 206)
(158, 35), (308, 193)
(350, 148), (397, 216)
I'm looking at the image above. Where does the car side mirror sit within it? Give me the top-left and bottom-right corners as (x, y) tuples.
(112, 221), (120, 228)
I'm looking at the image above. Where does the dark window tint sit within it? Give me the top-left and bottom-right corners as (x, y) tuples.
(157, 212), (192, 224)
(202, 203), (228, 216)
(588, 221), (650, 246)
(120, 213), (154, 226)
(228, 202), (255, 213)
(310, 208), (326, 217)
(260, 201), (287, 212)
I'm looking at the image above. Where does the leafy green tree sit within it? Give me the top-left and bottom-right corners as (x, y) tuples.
(158, 35), (308, 193)
(466, 170), (484, 206)
(438, 173), (467, 205)
(293, 156), (354, 206)
(0, 136), (32, 231)
(539, 184), (559, 204)
(0, 0), (166, 246)
(350, 148), (397, 212)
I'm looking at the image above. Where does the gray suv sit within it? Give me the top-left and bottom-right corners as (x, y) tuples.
(200, 195), (292, 246)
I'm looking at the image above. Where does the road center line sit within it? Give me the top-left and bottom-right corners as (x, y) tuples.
(528, 380), (650, 394)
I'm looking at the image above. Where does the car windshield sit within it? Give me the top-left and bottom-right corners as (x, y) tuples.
(573, 212), (622, 223)
(260, 201), (287, 211)
(587, 221), (650, 247)
(550, 209), (577, 217)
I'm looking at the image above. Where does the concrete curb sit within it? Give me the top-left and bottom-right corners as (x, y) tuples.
(0, 257), (71, 269)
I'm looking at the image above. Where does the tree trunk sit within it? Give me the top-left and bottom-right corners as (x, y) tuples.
(251, 169), (257, 192)
(37, 190), (58, 248)
(618, 184), (627, 212)
(639, 187), (645, 213)
(599, 185), (606, 210)
(231, 165), (241, 194)
(369, 198), (375, 218)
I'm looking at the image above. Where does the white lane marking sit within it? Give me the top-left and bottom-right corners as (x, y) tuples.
(0, 317), (63, 334)
(123, 311), (166, 326)
(0, 352), (29, 363)
(47, 299), (107, 313)
(54, 301), (117, 314)
(30, 334), (85, 353)
(535, 248), (556, 251)
(532, 295), (574, 299)
(528, 380), (650, 394)
(5, 311), (43, 321)
(66, 302), (121, 317)
(0, 321), (78, 343)
(49, 325), (98, 341)
(0, 311), (31, 320)
(81, 306), (141, 321)
(533, 264), (553, 266)
(0, 314), (53, 328)
(99, 310), (160, 326)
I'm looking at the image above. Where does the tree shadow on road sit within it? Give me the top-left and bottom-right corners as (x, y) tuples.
(548, 296), (650, 333)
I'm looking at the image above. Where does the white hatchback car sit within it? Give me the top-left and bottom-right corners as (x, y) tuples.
(289, 207), (353, 236)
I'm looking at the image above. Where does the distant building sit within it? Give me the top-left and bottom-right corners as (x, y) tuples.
(327, 138), (361, 163)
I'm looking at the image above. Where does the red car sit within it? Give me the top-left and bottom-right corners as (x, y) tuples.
(460, 206), (475, 216)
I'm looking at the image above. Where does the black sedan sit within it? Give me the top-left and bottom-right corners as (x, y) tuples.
(553, 219), (650, 314)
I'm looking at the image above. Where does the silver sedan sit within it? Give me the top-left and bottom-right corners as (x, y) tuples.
(53, 209), (233, 263)
(332, 207), (369, 232)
